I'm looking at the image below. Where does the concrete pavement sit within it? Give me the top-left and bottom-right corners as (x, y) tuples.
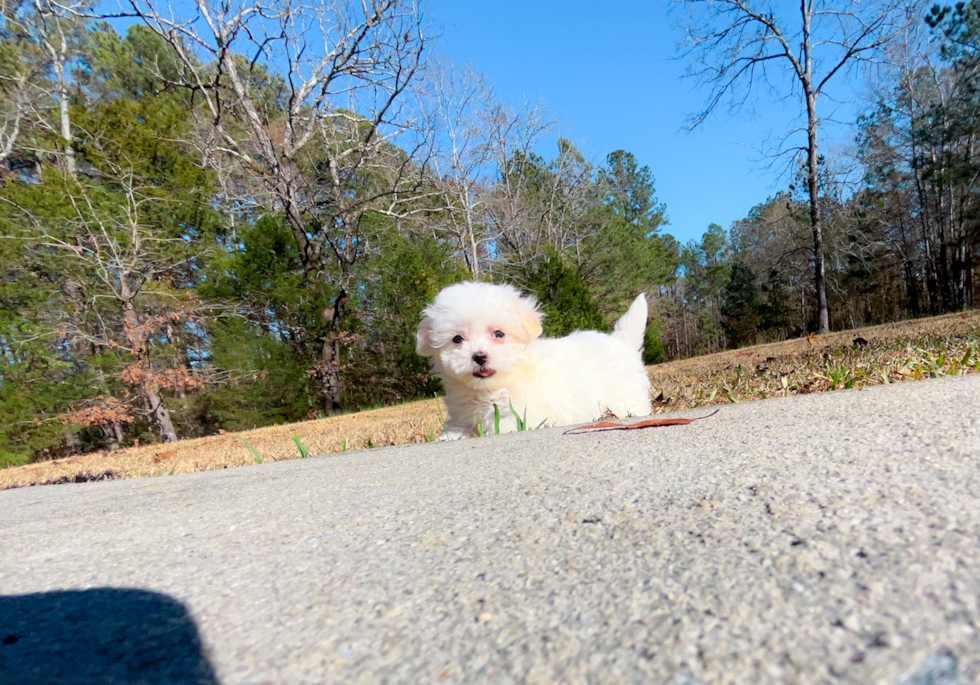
(2, 374), (980, 683)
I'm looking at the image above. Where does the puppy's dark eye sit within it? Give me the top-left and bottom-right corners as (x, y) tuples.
(493, 330), (505, 339)
(452, 335), (464, 344)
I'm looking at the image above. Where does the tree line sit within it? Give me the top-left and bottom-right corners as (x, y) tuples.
(0, 0), (977, 466)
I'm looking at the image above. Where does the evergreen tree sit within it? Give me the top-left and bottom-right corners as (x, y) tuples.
(522, 249), (605, 337)
(349, 231), (469, 406)
(721, 260), (762, 348)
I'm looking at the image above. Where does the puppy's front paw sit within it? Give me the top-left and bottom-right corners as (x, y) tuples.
(489, 388), (511, 407)
(437, 428), (468, 441)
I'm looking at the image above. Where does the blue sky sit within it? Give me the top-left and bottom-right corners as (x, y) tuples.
(424, 0), (848, 246)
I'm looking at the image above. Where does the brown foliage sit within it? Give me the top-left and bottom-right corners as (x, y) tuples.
(121, 365), (203, 392)
(58, 396), (133, 427)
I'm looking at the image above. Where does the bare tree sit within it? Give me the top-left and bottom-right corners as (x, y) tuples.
(0, 0), (91, 175)
(0, 63), (27, 166)
(128, 0), (429, 413)
(480, 98), (553, 267)
(489, 134), (613, 271)
(677, 0), (914, 332)
(420, 62), (554, 276)
(858, 25), (980, 314)
(36, 0), (82, 175)
(421, 62), (493, 276)
(8, 0), (92, 176)
(0, 6), (35, 169)
(12, 163), (208, 443)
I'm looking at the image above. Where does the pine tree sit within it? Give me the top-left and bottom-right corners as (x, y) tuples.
(721, 261), (762, 348)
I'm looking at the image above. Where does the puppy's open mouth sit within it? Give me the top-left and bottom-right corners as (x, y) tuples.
(473, 367), (495, 379)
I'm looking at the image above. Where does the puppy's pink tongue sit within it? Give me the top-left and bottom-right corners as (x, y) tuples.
(474, 368), (495, 378)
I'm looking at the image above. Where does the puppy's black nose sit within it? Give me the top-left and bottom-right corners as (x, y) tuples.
(472, 352), (488, 366)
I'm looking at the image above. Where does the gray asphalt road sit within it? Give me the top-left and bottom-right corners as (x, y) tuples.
(2, 375), (980, 684)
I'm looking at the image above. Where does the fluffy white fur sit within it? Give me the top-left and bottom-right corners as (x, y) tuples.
(416, 282), (652, 439)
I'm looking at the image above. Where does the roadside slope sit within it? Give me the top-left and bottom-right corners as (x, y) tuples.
(2, 309), (978, 490)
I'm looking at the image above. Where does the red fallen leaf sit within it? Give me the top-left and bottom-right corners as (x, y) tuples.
(563, 410), (720, 435)
(152, 450), (178, 464)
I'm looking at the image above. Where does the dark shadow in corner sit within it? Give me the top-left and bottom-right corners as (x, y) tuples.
(0, 587), (219, 684)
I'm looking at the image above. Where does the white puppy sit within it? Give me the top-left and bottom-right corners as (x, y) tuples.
(416, 282), (652, 439)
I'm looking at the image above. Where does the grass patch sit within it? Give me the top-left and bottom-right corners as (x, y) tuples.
(647, 311), (980, 413)
(506, 400), (546, 432)
(1, 398), (448, 490)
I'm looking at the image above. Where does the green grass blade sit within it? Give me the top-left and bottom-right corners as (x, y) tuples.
(292, 434), (309, 459)
(238, 438), (263, 464)
(509, 400), (527, 431)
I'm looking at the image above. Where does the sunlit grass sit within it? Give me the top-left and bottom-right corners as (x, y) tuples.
(647, 311), (980, 412)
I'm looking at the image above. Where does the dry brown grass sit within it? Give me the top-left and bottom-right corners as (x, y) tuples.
(0, 399), (448, 490)
(648, 310), (980, 411)
(3, 310), (979, 491)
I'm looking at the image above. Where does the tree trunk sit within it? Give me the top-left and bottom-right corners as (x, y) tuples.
(93, 364), (125, 449)
(463, 188), (481, 277)
(274, 168), (350, 415)
(62, 426), (81, 456)
(110, 420), (124, 448)
(145, 383), (178, 443)
(317, 335), (343, 414)
(50, 25), (76, 178)
(120, 286), (178, 443)
(805, 89), (830, 333)
(965, 248), (974, 308)
(0, 76), (22, 164)
(938, 238), (953, 311)
(903, 257), (921, 317)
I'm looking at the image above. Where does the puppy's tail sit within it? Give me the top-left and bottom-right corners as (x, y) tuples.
(612, 293), (648, 352)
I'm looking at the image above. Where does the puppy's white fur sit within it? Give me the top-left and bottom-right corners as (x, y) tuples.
(416, 282), (652, 439)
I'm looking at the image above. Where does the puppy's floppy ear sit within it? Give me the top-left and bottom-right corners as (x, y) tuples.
(416, 316), (437, 357)
(516, 295), (543, 341)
